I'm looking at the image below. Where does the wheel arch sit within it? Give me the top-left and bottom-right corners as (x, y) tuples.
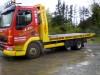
(23, 37), (43, 54)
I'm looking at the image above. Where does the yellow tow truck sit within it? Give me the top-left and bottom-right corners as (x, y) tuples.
(0, 1), (95, 59)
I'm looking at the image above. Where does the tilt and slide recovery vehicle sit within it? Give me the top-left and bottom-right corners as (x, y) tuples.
(0, 1), (95, 59)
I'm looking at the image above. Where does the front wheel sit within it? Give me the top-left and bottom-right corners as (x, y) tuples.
(26, 43), (41, 59)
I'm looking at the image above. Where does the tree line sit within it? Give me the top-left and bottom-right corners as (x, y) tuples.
(47, 0), (100, 36)
(79, 2), (100, 36)
(47, 0), (90, 34)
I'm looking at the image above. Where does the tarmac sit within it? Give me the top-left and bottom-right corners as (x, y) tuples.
(0, 42), (100, 75)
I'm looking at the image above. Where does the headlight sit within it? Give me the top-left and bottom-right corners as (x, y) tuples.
(7, 47), (14, 51)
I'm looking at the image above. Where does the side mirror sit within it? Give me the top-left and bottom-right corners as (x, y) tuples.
(38, 13), (42, 25)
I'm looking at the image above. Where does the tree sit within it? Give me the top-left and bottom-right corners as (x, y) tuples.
(69, 5), (73, 24)
(46, 9), (52, 26)
(51, 15), (65, 27)
(61, 2), (65, 18)
(91, 2), (100, 28)
(65, 5), (68, 20)
(53, 0), (68, 27)
(50, 0), (83, 34)
(79, 2), (100, 34)
(54, 0), (62, 15)
(79, 6), (90, 32)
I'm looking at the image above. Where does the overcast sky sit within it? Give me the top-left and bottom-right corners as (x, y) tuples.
(0, 0), (99, 12)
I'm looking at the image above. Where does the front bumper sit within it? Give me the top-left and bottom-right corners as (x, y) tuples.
(3, 50), (26, 56)
(0, 43), (26, 56)
(3, 50), (16, 56)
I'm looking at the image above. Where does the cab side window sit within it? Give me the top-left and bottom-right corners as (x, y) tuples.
(16, 10), (32, 30)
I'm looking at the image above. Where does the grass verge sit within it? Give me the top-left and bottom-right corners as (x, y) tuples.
(93, 37), (100, 43)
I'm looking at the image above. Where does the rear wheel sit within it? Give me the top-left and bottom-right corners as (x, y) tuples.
(65, 40), (73, 50)
(73, 40), (82, 50)
(26, 43), (41, 59)
(65, 47), (72, 50)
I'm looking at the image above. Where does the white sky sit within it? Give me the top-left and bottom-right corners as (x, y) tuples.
(0, 0), (99, 12)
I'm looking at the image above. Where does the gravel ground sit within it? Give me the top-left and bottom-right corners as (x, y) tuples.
(0, 42), (100, 75)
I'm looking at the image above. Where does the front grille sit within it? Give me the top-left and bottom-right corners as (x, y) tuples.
(0, 44), (5, 49)
(0, 36), (7, 42)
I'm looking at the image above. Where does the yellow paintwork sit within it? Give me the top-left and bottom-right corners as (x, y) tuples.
(15, 45), (26, 56)
(87, 38), (91, 42)
(49, 33), (95, 42)
(3, 50), (16, 56)
(44, 42), (64, 49)
(13, 0), (16, 3)
(15, 51), (26, 56)
(15, 45), (23, 51)
(3, 37), (40, 56)
(23, 37), (40, 51)
(36, 4), (49, 42)
(3, 50), (25, 56)
(15, 37), (40, 56)
(90, 33), (95, 37)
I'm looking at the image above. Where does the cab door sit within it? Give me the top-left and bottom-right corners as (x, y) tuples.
(14, 7), (39, 45)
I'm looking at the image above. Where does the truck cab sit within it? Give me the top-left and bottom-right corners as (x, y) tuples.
(0, 1), (45, 57)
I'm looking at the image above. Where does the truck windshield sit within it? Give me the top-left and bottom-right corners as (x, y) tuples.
(0, 10), (14, 28)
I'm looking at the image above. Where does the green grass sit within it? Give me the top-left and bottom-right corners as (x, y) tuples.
(93, 37), (100, 42)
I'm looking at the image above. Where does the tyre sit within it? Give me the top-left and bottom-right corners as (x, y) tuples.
(73, 40), (82, 50)
(65, 46), (72, 50)
(66, 47), (71, 50)
(26, 43), (41, 59)
(65, 40), (74, 50)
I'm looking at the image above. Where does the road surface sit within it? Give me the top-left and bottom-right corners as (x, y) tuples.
(0, 43), (100, 75)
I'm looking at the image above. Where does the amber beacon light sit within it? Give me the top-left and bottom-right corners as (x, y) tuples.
(12, 0), (16, 3)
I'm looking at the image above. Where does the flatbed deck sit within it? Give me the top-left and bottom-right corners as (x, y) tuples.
(49, 33), (95, 41)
